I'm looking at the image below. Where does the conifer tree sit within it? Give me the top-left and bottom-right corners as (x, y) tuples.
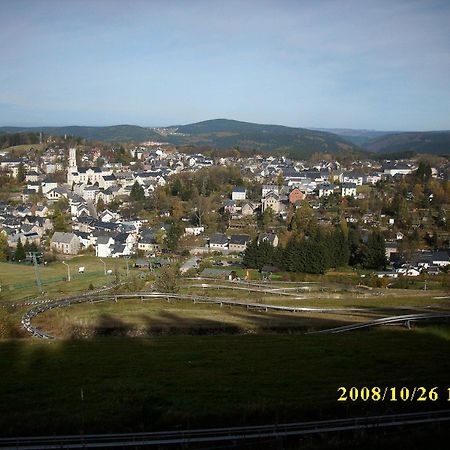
(14, 239), (26, 262)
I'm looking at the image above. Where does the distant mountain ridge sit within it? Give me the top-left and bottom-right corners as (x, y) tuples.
(2, 120), (448, 157)
(311, 128), (397, 146)
(0, 125), (163, 143)
(363, 131), (450, 155)
(0, 119), (363, 159)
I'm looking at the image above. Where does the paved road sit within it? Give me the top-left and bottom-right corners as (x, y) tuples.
(1, 410), (449, 449)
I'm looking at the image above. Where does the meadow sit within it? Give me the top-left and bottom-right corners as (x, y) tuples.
(1, 327), (449, 437)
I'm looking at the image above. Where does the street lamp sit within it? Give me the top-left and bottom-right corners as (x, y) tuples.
(62, 261), (71, 282)
(100, 259), (107, 275)
(125, 256), (130, 277)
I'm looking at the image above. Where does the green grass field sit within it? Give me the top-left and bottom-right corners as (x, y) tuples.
(1, 327), (449, 437)
(0, 256), (147, 304)
(182, 284), (450, 309)
(31, 298), (368, 338)
(1, 143), (46, 155)
(29, 289), (450, 338)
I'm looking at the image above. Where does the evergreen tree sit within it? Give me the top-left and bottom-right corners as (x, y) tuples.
(14, 239), (26, 262)
(330, 227), (350, 268)
(415, 161), (432, 184)
(165, 222), (183, 252)
(171, 178), (183, 196)
(130, 181), (145, 203)
(17, 163), (26, 183)
(23, 239), (31, 254)
(243, 239), (259, 268)
(97, 197), (105, 212)
(348, 227), (363, 266)
(29, 241), (39, 253)
(53, 210), (69, 232)
(362, 231), (387, 270)
(0, 233), (9, 261)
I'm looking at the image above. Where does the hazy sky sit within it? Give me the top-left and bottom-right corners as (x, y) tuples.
(1, 0), (449, 130)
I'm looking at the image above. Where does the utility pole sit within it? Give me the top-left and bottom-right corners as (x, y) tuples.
(100, 259), (106, 275)
(125, 256), (130, 278)
(62, 261), (71, 282)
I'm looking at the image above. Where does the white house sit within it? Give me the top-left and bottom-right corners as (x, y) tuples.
(341, 183), (357, 197)
(261, 192), (281, 213)
(95, 235), (115, 257)
(261, 184), (279, 198)
(231, 187), (247, 201)
(317, 183), (336, 197)
(184, 226), (205, 236)
(209, 233), (229, 250)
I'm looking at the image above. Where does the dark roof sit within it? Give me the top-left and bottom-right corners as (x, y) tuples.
(229, 234), (251, 245)
(140, 235), (157, 244)
(74, 231), (89, 239)
(258, 233), (277, 245)
(97, 235), (114, 245)
(51, 232), (77, 244)
(112, 243), (126, 254)
(210, 233), (228, 245)
(200, 268), (232, 278)
(318, 182), (336, 190)
(135, 258), (150, 267)
(94, 221), (118, 231)
(261, 265), (280, 273)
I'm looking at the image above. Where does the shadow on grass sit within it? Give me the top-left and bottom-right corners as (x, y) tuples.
(43, 299), (393, 339)
(1, 325), (450, 438)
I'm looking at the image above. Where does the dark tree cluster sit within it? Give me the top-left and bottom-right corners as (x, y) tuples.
(166, 166), (243, 200)
(0, 132), (40, 149)
(244, 227), (386, 274)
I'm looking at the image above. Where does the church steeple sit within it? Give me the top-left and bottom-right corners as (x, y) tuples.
(69, 147), (77, 170)
(67, 147), (78, 184)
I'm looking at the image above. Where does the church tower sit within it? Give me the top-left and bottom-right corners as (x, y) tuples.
(67, 147), (78, 184)
(69, 148), (77, 170)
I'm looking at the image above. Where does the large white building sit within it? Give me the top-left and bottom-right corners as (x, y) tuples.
(67, 148), (112, 185)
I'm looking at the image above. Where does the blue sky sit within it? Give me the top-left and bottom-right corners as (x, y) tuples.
(1, 0), (449, 130)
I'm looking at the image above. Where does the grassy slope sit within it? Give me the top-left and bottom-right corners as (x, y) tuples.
(30, 299), (366, 337)
(1, 327), (449, 436)
(0, 256), (142, 303)
(1, 143), (46, 155)
(30, 290), (450, 338)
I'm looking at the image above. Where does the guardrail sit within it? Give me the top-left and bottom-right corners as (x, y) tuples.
(22, 290), (450, 340)
(1, 409), (449, 449)
(308, 312), (450, 334)
(22, 291), (371, 339)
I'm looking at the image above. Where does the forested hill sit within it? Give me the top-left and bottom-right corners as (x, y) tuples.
(170, 119), (363, 158)
(362, 131), (450, 156)
(0, 125), (162, 143)
(0, 119), (364, 159)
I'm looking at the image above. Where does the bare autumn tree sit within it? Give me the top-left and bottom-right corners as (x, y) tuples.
(191, 192), (212, 227)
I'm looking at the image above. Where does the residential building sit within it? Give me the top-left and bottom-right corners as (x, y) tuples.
(50, 232), (80, 255)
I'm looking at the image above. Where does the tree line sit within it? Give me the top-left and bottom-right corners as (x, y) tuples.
(0, 132), (41, 148)
(243, 226), (387, 274)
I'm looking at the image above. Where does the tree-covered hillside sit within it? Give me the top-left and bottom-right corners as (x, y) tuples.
(363, 131), (450, 155)
(0, 119), (365, 159)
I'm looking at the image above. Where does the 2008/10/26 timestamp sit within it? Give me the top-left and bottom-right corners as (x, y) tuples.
(338, 386), (450, 402)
